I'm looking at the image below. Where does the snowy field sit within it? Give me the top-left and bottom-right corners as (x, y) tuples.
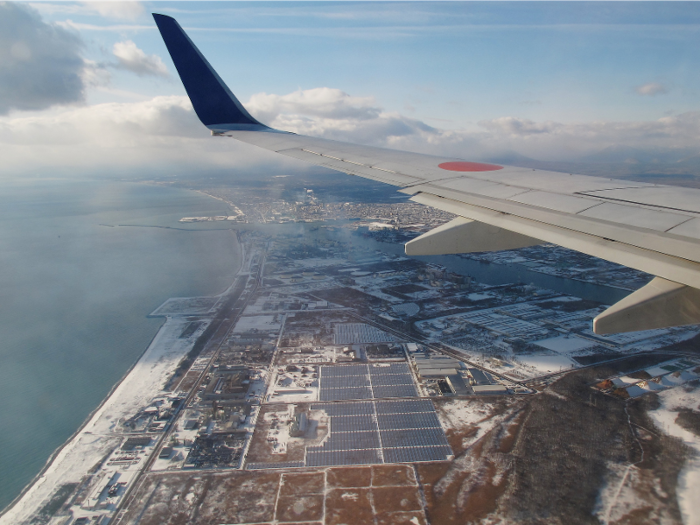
(533, 335), (596, 354)
(232, 315), (282, 333)
(649, 387), (700, 525)
(514, 354), (578, 375)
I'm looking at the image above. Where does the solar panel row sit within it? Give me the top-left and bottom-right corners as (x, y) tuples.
(247, 461), (305, 470)
(320, 364), (368, 377)
(322, 376), (370, 388)
(377, 411), (442, 430)
(375, 399), (435, 414)
(370, 375), (415, 386)
(332, 415), (377, 432)
(383, 446), (453, 463)
(311, 402), (375, 416)
(309, 430), (381, 451)
(380, 429), (449, 448)
(372, 384), (419, 398)
(319, 387), (373, 401)
(369, 363), (410, 375)
(306, 448), (382, 467)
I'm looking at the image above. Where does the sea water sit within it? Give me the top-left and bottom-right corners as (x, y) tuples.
(0, 178), (240, 511)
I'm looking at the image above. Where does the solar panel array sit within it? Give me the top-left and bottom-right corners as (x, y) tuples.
(247, 461), (304, 470)
(318, 363), (419, 401)
(305, 399), (453, 467)
(334, 323), (396, 344)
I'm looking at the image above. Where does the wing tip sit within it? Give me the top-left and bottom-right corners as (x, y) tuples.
(152, 13), (270, 131)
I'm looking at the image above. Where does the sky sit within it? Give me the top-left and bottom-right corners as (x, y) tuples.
(3, 1), (700, 178)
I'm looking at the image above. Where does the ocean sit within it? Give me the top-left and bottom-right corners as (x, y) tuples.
(0, 178), (241, 512)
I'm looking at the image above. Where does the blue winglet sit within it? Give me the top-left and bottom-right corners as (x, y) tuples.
(153, 13), (270, 132)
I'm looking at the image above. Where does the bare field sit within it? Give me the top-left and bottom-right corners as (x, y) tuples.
(276, 495), (324, 522)
(371, 465), (416, 486)
(372, 486), (422, 513)
(120, 464), (430, 525)
(326, 467), (372, 488)
(280, 472), (325, 496)
(246, 406), (307, 464)
(120, 471), (281, 525)
(247, 404), (329, 465)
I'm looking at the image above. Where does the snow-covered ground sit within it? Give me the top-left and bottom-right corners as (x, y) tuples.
(232, 314), (282, 333)
(437, 398), (517, 451)
(514, 354), (578, 375)
(533, 335), (596, 354)
(0, 316), (207, 525)
(649, 387), (700, 525)
(268, 367), (319, 403)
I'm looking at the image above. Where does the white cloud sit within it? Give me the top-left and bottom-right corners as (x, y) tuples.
(3, 87), (700, 178)
(0, 3), (86, 115)
(0, 96), (292, 176)
(635, 82), (668, 96)
(80, 1), (144, 21)
(479, 117), (559, 136)
(245, 87), (700, 161)
(247, 88), (379, 123)
(246, 87), (438, 147)
(112, 40), (168, 77)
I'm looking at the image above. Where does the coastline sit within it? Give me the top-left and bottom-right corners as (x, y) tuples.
(0, 317), (165, 521)
(0, 314), (210, 525)
(0, 228), (243, 525)
(0, 182), (244, 520)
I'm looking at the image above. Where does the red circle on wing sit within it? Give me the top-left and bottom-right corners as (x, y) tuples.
(438, 161), (503, 172)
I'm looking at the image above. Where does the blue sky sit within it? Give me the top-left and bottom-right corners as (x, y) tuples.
(3, 1), (700, 175)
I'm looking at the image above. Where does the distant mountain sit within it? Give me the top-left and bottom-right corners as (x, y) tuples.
(486, 151), (540, 166)
(675, 152), (700, 168)
(579, 144), (696, 165)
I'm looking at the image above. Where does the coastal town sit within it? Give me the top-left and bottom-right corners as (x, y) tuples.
(4, 181), (700, 525)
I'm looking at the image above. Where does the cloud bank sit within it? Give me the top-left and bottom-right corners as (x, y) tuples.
(246, 87), (700, 161)
(0, 96), (293, 176)
(2, 86), (700, 177)
(0, 3), (86, 115)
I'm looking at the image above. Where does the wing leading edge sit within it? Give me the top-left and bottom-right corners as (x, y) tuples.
(153, 13), (700, 334)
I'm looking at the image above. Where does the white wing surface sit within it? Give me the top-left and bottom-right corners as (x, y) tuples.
(154, 13), (700, 334)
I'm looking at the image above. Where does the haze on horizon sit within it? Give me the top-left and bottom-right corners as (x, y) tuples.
(3, 1), (700, 179)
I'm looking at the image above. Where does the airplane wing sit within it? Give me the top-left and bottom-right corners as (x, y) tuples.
(153, 13), (700, 335)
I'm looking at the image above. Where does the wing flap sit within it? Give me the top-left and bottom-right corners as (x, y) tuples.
(580, 186), (700, 215)
(593, 277), (700, 334)
(508, 190), (601, 214)
(578, 202), (691, 232)
(405, 217), (541, 255)
(404, 182), (700, 264)
(410, 192), (700, 291)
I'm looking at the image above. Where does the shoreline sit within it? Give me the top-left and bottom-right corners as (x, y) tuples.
(0, 317), (166, 520)
(0, 223), (243, 524)
(0, 314), (208, 525)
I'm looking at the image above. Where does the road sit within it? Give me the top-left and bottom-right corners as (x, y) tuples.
(112, 244), (267, 524)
